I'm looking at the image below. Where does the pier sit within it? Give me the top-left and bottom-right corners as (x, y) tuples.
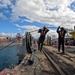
(0, 45), (75, 75)
(0, 32), (75, 75)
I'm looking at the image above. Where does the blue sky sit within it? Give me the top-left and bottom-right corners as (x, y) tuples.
(0, 0), (75, 38)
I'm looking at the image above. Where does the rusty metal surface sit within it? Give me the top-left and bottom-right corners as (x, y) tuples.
(43, 46), (75, 75)
(43, 49), (66, 75)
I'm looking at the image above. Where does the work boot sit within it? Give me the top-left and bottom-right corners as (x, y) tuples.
(61, 51), (64, 54)
(38, 47), (40, 50)
(40, 50), (41, 52)
(40, 49), (42, 52)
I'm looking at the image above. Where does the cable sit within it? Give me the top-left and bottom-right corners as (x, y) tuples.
(0, 26), (57, 52)
(0, 34), (25, 51)
(30, 26), (57, 33)
(25, 26), (57, 53)
(0, 32), (26, 51)
(30, 29), (39, 33)
(0, 39), (17, 51)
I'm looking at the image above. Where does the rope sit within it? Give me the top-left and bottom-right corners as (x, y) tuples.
(0, 39), (17, 51)
(30, 26), (57, 33)
(0, 33), (25, 51)
(0, 26), (57, 51)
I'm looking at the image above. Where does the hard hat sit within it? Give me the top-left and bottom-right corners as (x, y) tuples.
(61, 27), (64, 30)
(43, 26), (46, 29)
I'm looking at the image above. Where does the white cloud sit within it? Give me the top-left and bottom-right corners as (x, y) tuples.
(17, 28), (21, 33)
(21, 19), (34, 23)
(0, 13), (7, 19)
(10, 0), (75, 30)
(15, 24), (58, 39)
(31, 28), (58, 39)
(15, 24), (40, 31)
(0, 0), (75, 29)
(0, 0), (75, 39)
(0, 0), (12, 20)
(0, 0), (74, 29)
(15, 24), (41, 38)
(0, 0), (11, 8)
(0, 32), (17, 38)
(47, 30), (58, 39)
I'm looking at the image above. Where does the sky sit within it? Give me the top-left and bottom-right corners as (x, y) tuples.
(0, 0), (75, 39)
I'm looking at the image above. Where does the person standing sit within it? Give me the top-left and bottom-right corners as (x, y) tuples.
(38, 26), (49, 52)
(57, 26), (67, 54)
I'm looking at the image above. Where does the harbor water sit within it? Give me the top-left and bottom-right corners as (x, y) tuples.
(0, 45), (20, 71)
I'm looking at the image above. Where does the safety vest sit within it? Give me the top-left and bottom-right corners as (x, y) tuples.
(41, 30), (46, 36)
(60, 31), (64, 37)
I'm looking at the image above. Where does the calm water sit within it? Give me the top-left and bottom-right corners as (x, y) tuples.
(0, 46), (19, 71)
